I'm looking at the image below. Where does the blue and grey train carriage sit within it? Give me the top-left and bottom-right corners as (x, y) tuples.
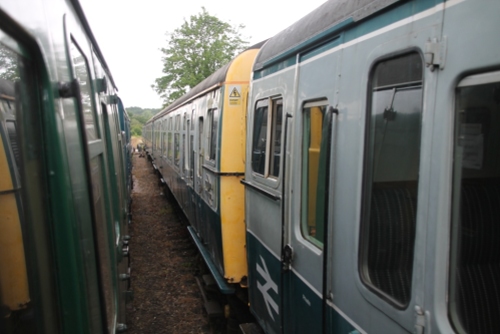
(0, 0), (132, 333)
(243, 0), (500, 333)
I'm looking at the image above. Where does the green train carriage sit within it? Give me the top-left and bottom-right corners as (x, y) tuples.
(0, 0), (132, 333)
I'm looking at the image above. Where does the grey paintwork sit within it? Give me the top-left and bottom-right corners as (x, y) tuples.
(245, 0), (500, 333)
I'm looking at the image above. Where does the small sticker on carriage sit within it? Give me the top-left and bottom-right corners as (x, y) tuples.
(228, 85), (241, 105)
(256, 255), (279, 321)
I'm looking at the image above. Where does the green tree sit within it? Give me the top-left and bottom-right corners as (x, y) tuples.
(126, 107), (160, 136)
(0, 44), (19, 81)
(131, 124), (142, 136)
(152, 7), (248, 106)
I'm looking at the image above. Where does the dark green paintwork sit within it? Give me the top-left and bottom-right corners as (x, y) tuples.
(247, 232), (359, 333)
(188, 227), (235, 294)
(163, 163), (225, 278)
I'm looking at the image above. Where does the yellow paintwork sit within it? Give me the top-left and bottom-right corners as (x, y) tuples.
(219, 48), (260, 285)
(307, 107), (323, 229)
(0, 134), (30, 311)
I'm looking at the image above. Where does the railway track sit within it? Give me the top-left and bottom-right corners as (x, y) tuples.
(127, 153), (212, 334)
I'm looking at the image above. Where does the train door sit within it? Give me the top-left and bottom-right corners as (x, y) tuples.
(278, 43), (346, 332)
(65, 20), (123, 332)
(0, 32), (59, 333)
(100, 100), (131, 328)
(282, 99), (331, 334)
(245, 96), (284, 333)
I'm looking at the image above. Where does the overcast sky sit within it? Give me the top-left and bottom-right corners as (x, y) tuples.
(79, 0), (327, 109)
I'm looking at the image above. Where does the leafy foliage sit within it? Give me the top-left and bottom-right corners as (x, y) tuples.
(152, 7), (248, 106)
(0, 44), (19, 81)
(127, 106), (161, 136)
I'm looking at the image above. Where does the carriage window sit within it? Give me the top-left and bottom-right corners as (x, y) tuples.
(70, 40), (98, 141)
(208, 108), (219, 162)
(174, 115), (180, 166)
(251, 100), (268, 174)
(155, 121), (160, 151)
(251, 98), (282, 177)
(198, 117), (204, 176)
(190, 110), (195, 178)
(449, 71), (500, 333)
(174, 138), (180, 166)
(185, 116), (189, 172)
(174, 114), (180, 167)
(301, 101), (328, 247)
(162, 119), (167, 157)
(270, 101), (282, 177)
(168, 117), (173, 161)
(360, 52), (423, 306)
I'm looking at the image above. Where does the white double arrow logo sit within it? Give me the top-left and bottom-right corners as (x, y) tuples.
(256, 255), (279, 321)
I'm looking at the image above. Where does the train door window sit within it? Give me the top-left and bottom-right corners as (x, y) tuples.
(0, 32), (58, 333)
(168, 117), (173, 161)
(70, 40), (98, 141)
(174, 114), (180, 167)
(208, 108), (219, 162)
(360, 52), (423, 307)
(251, 98), (283, 177)
(157, 121), (161, 150)
(301, 101), (328, 247)
(270, 100), (282, 177)
(153, 122), (157, 150)
(70, 39), (116, 332)
(251, 99), (268, 174)
(198, 116), (204, 176)
(162, 119), (167, 158)
(190, 110), (195, 179)
(449, 71), (500, 333)
(186, 116), (191, 172)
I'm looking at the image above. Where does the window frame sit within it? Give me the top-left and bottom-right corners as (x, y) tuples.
(359, 51), (424, 309)
(207, 107), (219, 163)
(251, 97), (283, 180)
(300, 100), (329, 249)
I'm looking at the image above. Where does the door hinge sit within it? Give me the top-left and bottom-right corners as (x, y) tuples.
(425, 36), (447, 71)
(414, 305), (431, 334)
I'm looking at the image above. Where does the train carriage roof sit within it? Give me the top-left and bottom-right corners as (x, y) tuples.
(254, 0), (400, 71)
(151, 40), (267, 122)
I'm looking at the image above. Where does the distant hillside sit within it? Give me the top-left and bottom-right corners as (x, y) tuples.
(126, 106), (161, 136)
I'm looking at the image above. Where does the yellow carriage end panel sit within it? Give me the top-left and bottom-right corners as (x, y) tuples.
(219, 48), (260, 285)
(220, 176), (247, 284)
(0, 136), (30, 312)
(220, 48), (260, 173)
